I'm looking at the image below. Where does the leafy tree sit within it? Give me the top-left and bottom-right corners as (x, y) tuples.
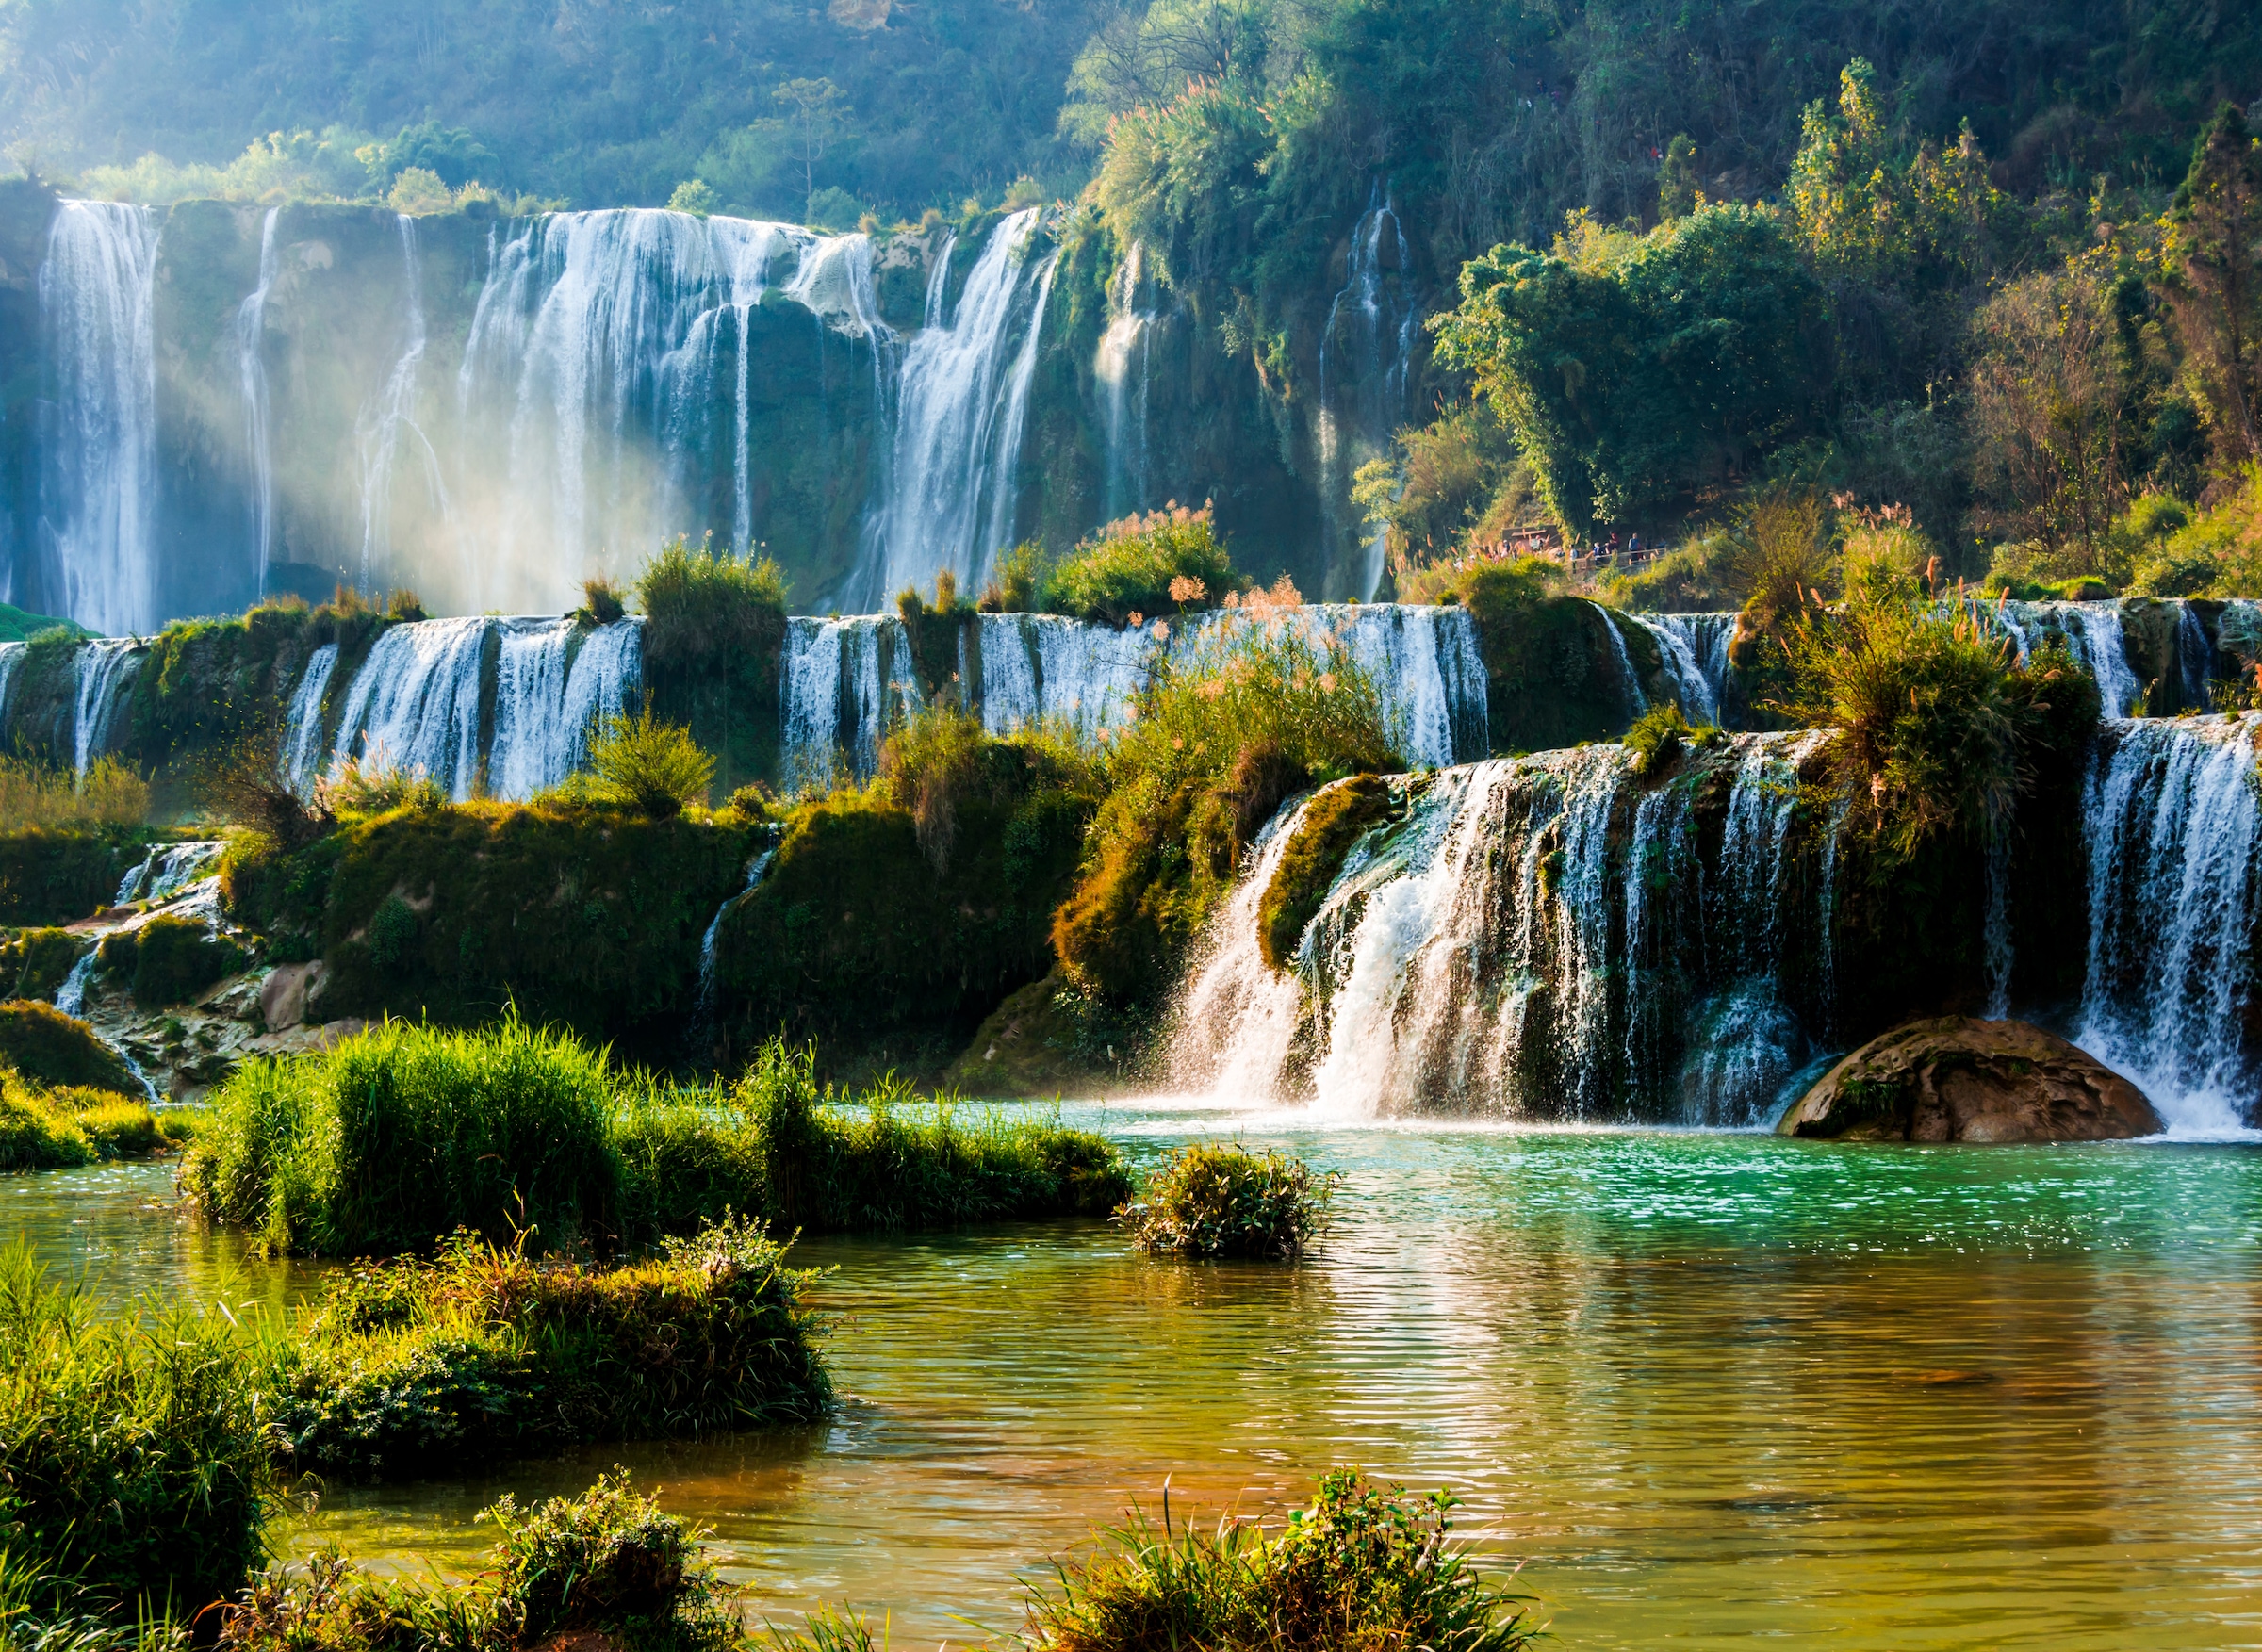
(1657, 134), (1697, 221)
(1433, 204), (1829, 538)
(773, 77), (854, 209)
(2167, 102), (2262, 463)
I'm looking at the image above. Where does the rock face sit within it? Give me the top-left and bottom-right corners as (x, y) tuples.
(1778, 1016), (2163, 1143)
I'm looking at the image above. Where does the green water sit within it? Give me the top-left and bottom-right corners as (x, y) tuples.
(14, 1104), (2262, 1649)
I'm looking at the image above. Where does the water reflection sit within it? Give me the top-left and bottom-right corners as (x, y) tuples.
(11, 1119), (2262, 1650)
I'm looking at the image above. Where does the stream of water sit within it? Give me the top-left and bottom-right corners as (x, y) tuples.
(18, 1111), (2262, 1651)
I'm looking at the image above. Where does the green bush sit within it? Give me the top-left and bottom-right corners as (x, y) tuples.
(1114, 1142), (1336, 1261)
(3, 929), (88, 1002)
(1042, 504), (1242, 626)
(95, 915), (244, 1008)
(633, 537), (789, 799)
(0, 1073), (190, 1172)
(215, 1472), (735, 1652)
(1254, 775), (1396, 973)
(1623, 701), (1724, 778)
(586, 702), (716, 820)
(0, 1248), (277, 1625)
(183, 1015), (619, 1257)
(261, 1218), (829, 1479)
(1020, 1469), (1537, 1652)
(0, 831), (148, 927)
(0, 1001), (140, 1096)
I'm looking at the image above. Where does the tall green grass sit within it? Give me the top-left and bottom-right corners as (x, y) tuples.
(188, 1021), (1130, 1257)
(0, 1249), (277, 1626)
(0, 1071), (194, 1171)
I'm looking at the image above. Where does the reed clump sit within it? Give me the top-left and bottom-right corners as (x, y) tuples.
(0, 1071), (191, 1171)
(1042, 503), (1241, 626)
(0, 754), (149, 831)
(0, 1248), (278, 1627)
(585, 699), (716, 819)
(262, 1217), (829, 1479)
(1622, 701), (1724, 778)
(188, 1021), (1131, 1257)
(1115, 1143), (1336, 1261)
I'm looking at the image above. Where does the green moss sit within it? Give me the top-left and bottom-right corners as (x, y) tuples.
(1255, 775), (1395, 973)
(1449, 562), (1662, 751)
(0, 1001), (140, 1096)
(96, 913), (245, 1007)
(636, 539), (790, 799)
(2, 927), (87, 1001)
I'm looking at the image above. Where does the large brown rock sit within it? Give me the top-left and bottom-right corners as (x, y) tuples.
(1778, 1016), (2163, 1142)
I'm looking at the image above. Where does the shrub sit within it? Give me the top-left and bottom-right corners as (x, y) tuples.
(0, 1248), (277, 1625)
(95, 915), (244, 1008)
(586, 701), (716, 819)
(0, 755), (148, 831)
(198, 728), (334, 848)
(216, 1472), (735, 1652)
(0, 1073), (188, 1171)
(877, 702), (990, 872)
(0, 1001), (140, 1096)
(3, 929), (88, 1001)
(1115, 1142), (1336, 1260)
(1254, 775), (1396, 973)
(634, 535), (788, 664)
(183, 1015), (619, 1256)
(314, 750), (445, 821)
(980, 540), (1046, 612)
(1043, 504), (1241, 625)
(0, 836), (144, 928)
(1053, 622), (1400, 1007)
(261, 1218), (829, 1478)
(1622, 701), (1723, 778)
(1021, 1469), (1537, 1652)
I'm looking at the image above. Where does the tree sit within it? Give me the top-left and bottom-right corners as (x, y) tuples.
(1657, 134), (1697, 221)
(2167, 102), (2262, 463)
(772, 77), (852, 209)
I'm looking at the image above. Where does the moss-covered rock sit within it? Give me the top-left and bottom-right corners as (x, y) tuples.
(1255, 775), (1396, 973)
(1448, 563), (1662, 751)
(0, 1000), (141, 1096)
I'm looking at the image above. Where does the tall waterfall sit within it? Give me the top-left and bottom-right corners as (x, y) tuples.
(457, 210), (881, 611)
(856, 208), (1058, 610)
(1168, 732), (1828, 1122)
(329, 616), (491, 797)
(2079, 714), (2262, 1133)
(1094, 240), (1161, 519)
(37, 203), (162, 636)
(237, 208), (282, 597)
(1316, 186), (1420, 600)
(356, 216), (454, 590)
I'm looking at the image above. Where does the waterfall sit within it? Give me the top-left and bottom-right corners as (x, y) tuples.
(489, 616), (644, 799)
(38, 202), (162, 636)
(1094, 241), (1159, 518)
(1982, 829), (2013, 1020)
(53, 951), (99, 1018)
(2077, 714), (2262, 1134)
(282, 643), (341, 793)
(114, 841), (226, 906)
(329, 617), (491, 798)
(1635, 613), (1731, 725)
(356, 215), (454, 589)
(779, 615), (921, 787)
(72, 640), (142, 777)
(696, 847), (777, 1021)
(1594, 605), (1648, 719)
(1316, 185), (1420, 600)
(1167, 798), (1323, 1097)
(856, 208), (1057, 610)
(2174, 601), (2213, 711)
(1314, 604), (1488, 767)
(459, 210), (878, 611)
(0, 642), (23, 728)
(237, 207), (282, 597)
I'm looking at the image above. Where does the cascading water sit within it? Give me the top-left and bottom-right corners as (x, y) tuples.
(38, 202), (162, 636)
(1168, 798), (1323, 1097)
(857, 208), (1058, 609)
(1315, 604), (1489, 767)
(778, 615), (922, 786)
(2174, 602), (2214, 710)
(357, 215), (455, 589)
(2078, 714), (2262, 1133)
(1094, 241), (1160, 518)
(72, 640), (142, 777)
(115, 841), (226, 906)
(488, 617), (644, 800)
(1637, 613), (1733, 725)
(282, 643), (341, 793)
(237, 208), (282, 597)
(1994, 601), (2142, 716)
(0, 642), (24, 727)
(328, 617), (491, 798)
(1595, 605), (1648, 720)
(1316, 186), (1420, 600)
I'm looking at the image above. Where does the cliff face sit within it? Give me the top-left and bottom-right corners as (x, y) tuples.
(7, 196), (1417, 630)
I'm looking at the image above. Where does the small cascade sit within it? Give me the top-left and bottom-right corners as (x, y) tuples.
(1315, 604), (1489, 767)
(1316, 186), (1421, 599)
(1636, 613), (1732, 725)
(559, 620), (643, 773)
(2078, 714), (2262, 1132)
(72, 640), (142, 777)
(1594, 606), (1648, 720)
(696, 846), (777, 1022)
(2174, 602), (2214, 711)
(328, 617), (491, 797)
(53, 951), (99, 1018)
(1982, 829), (2013, 1020)
(114, 841), (226, 906)
(1027, 613), (1152, 736)
(0, 642), (24, 727)
(1168, 797), (1323, 1097)
(356, 215), (454, 588)
(237, 207), (282, 596)
(1094, 241), (1161, 518)
(1999, 601), (2142, 716)
(779, 616), (921, 786)
(282, 643), (341, 793)
(488, 616), (645, 799)
(38, 202), (162, 635)
(857, 209), (1058, 609)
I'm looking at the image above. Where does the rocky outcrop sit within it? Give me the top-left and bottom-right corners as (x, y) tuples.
(1778, 1016), (2163, 1142)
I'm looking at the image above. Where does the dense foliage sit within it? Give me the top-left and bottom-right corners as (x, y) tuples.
(1043, 505), (1243, 626)
(1115, 1142), (1336, 1261)
(0, 1000), (139, 1095)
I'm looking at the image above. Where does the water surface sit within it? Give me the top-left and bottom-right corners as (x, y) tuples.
(16, 1106), (2262, 1650)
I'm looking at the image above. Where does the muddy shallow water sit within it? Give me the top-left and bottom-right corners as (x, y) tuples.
(16, 1100), (2262, 1650)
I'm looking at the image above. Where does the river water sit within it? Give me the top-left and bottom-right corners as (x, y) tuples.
(13, 1102), (2262, 1649)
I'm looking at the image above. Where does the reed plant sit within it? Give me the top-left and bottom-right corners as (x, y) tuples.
(635, 535), (789, 664)
(1043, 504), (1241, 626)
(1115, 1143), (1336, 1261)
(0, 1071), (191, 1171)
(0, 1248), (277, 1627)
(260, 1217), (828, 1478)
(0, 754), (149, 830)
(585, 699), (717, 819)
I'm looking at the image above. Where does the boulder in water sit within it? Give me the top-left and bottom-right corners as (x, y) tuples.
(1778, 1016), (2162, 1142)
